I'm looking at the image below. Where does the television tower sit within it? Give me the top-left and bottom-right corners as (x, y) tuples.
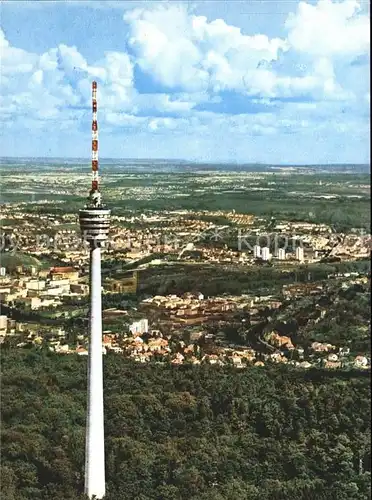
(79, 81), (110, 499)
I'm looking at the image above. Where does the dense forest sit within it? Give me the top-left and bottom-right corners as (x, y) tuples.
(1, 349), (371, 500)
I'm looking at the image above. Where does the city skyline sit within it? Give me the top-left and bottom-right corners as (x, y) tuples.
(1, 0), (370, 163)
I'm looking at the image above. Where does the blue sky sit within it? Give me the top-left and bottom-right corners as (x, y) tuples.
(0, 0), (370, 163)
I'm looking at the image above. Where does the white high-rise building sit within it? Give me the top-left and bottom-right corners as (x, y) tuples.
(130, 318), (149, 335)
(253, 245), (261, 258)
(0, 315), (7, 335)
(261, 247), (271, 261)
(277, 248), (286, 260)
(296, 247), (304, 261)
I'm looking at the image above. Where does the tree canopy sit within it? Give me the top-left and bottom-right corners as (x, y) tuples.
(1, 349), (370, 499)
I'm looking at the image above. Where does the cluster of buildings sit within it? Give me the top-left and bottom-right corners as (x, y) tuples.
(0, 266), (86, 316)
(1, 205), (370, 372)
(1, 206), (370, 270)
(253, 244), (304, 262)
(139, 292), (281, 332)
(1, 265), (370, 372)
(4, 311), (369, 371)
(262, 331), (370, 370)
(282, 273), (368, 299)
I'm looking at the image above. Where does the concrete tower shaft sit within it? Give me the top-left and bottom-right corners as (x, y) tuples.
(84, 243), (105, 499)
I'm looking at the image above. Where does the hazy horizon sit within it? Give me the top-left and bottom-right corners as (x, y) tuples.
(0, 156), (370, 167)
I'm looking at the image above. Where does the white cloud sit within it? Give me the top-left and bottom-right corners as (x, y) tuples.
(124, 1), (369, 100)
(0, 28), (135, 126)
(56, 44), (88, 73)
(0, 26), (201, 127)
(124, 4), (289, 94)
(285, 0), (370, 58)
(0, 30), (37, 75)
(105, 112), (146, 128)
(132, 92), (204, 114)
(148, 117), (179, 131)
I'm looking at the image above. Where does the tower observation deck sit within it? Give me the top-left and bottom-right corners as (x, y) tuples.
(79, 207), (111, 244)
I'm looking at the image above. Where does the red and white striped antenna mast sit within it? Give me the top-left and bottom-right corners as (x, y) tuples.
(89, 81), (101, 206)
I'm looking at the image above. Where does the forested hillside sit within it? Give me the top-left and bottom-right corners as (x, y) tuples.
(1, 349), (370, 500)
